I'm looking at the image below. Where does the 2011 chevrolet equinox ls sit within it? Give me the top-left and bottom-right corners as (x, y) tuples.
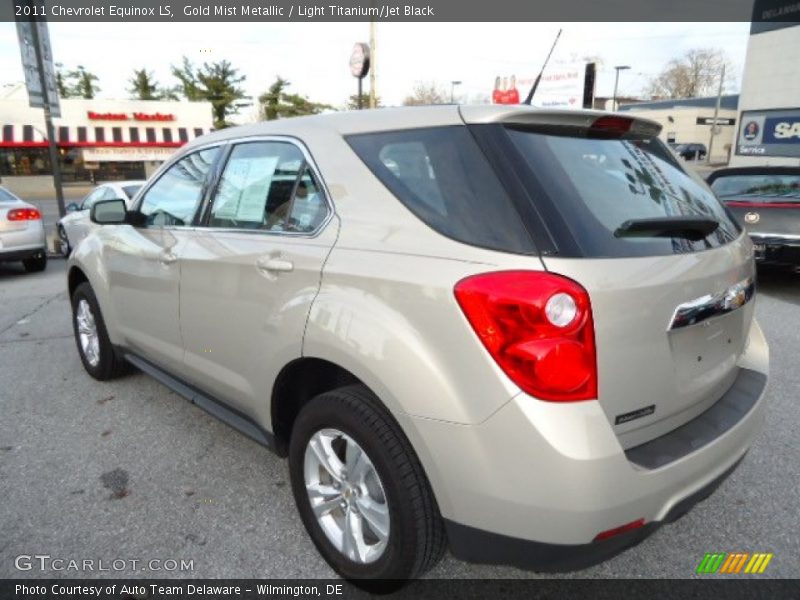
(67, 105), (769, 582)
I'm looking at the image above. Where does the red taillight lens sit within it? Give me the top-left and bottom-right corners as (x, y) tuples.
(593, 518), (646, 541)
(454, 271), (597, 402)
(7, 208), (42, 221)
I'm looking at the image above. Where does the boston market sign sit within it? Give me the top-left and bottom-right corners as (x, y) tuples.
(87, 111), (176, 121)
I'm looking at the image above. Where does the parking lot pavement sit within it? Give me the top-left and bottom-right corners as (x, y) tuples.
(1, 258), (798, 579)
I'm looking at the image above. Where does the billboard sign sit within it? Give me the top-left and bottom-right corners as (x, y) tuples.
(736, 108), (800, 158)
(492, 63), (585, 108)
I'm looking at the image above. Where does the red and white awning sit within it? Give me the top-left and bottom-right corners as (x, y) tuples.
(1, 123), (211, 148)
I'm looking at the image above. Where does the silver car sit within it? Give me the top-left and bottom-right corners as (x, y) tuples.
(66, 106), (769, 583)
(56, 180), (145, 256)
(0, 185), (47, 272)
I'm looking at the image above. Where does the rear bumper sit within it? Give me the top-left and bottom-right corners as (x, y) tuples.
(0, 244), (46, 262)
(404, 319), (768, 570)
(444, 455), (743, 571)
(0, 223), (46, 261)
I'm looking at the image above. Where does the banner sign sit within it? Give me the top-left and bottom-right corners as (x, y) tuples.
(492, 64), (585, 108)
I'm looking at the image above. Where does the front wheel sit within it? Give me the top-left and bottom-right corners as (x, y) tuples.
(288, 385), (445, 585)
(58, 226), (71, 257)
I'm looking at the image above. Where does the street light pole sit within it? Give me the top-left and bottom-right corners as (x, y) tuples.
(612, 65), (630, 112)
(450, 80), (462, 104)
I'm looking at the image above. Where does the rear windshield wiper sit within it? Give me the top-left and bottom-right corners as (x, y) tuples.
(614, 216), (719, 241)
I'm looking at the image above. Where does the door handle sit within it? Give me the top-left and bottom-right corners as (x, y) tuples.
(257, 258), (294, 273)
(159, 251), (178, 265)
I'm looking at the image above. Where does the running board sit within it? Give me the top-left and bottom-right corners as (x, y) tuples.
(124, 353), (278, 452)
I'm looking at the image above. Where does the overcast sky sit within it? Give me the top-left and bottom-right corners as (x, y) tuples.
(0, 21), (750, 116)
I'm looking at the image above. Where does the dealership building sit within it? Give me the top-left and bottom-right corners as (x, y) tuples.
(0, 84), (213, 191)
(619, 95), (740, 163)
(729, 17), (800, 167)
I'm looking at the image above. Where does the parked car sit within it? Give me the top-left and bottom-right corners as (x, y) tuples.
(708, 166), (800, 268)
(0, 185), (47, 272)
(674, 143), (707, 161)
(66, 106), (769, 583)
(56, 180), (145, 256)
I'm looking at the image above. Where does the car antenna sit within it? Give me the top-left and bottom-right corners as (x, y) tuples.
(522, 28), (563, 105)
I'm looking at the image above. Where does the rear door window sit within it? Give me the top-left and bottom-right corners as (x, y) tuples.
(207, 141), (329, 233)
(346, 126), (536, 254)
(504, 126), (741, 257)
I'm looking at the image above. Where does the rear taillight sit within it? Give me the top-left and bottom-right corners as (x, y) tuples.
(7, 208), (42, 221)
(589, 115), (633, 137)
(454, 271), (597, 402)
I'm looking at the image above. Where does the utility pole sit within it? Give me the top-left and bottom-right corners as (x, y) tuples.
(369, 20), (377, 109)
(707, 64), (726, 165)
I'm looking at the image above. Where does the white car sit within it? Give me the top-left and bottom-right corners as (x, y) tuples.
(0, 185), (47, 272)
(57, 180), (144, 256)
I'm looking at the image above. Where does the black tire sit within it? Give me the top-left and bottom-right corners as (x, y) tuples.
(58, 226), (71, 257)
(289, 384), (446, 586)
(22, 251), (47, 272)
(71, 281), (128, 380)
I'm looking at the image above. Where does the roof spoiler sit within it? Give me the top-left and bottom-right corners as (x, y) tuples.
(459, 106), (663, 138)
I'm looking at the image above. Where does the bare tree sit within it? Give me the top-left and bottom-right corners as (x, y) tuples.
(402, 81), (447, 106)
(646, 48), (732, 100)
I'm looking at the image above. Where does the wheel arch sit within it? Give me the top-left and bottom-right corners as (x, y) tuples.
(270, 357), (361, 456)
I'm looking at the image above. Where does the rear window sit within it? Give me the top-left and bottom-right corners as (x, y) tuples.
(0, 187), (19, 203)
(504, 126), (741, 258)
(710, 173), (800, 201)
(346, 126), (536, 254)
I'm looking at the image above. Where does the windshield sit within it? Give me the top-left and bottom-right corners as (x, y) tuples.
(710, 173), (800, 201)
(504, 126), (741, 258)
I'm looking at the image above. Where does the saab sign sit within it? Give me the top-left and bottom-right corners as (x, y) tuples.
(764, 118), (800, 143)
(737, 109), (800, 157)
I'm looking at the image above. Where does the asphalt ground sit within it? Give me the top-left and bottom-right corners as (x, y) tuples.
(0, 243), (798, 580)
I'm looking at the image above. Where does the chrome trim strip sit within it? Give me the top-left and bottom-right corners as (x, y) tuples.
(668, 276), (755, 331)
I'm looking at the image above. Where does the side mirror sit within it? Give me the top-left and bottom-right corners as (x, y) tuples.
(65, 202), (80, 213)
(90, 198), (127, 224)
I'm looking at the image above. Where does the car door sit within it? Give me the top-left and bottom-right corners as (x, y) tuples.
(179, 139), (338, 422)
(104, 146), (221, 374)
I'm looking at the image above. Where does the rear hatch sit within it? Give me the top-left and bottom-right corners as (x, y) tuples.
(462, 107), (755, 447)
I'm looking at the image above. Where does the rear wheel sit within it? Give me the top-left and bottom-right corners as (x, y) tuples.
(22, 251), (47, 272)
(288, 385), (445, 585)
(71, 282), (128, 380)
